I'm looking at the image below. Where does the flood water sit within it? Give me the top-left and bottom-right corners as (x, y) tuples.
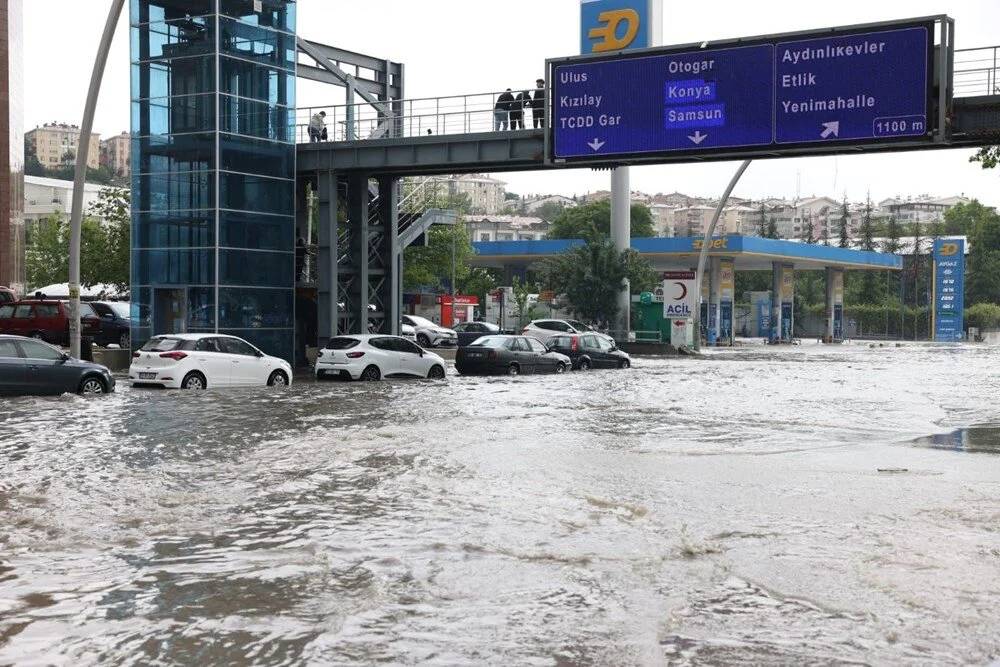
(2, 342), (1000, 665)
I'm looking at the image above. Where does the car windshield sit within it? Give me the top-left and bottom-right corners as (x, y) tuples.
(141, 337), (183, 352)
(108, 302), (130, 318)
(470, 336), (508, 348)
(325, 337), (360, 350)
(407, 316), (436, 328)
(568, 320), (591, 331)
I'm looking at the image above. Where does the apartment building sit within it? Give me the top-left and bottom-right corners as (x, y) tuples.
(26, 123), (100, 170)
(100, 131), (130, 178)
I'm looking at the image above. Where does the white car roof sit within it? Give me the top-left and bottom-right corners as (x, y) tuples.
(332, 334), (408, 340)
(151, 333), (246, 341)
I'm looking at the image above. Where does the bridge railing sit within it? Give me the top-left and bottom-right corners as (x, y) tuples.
(297, 90), (542, 143)
(955, 46), (1000, 97)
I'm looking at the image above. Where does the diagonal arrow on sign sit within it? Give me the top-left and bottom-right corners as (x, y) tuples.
(587, 138), (606, 151)
(820, 121), (840, 139)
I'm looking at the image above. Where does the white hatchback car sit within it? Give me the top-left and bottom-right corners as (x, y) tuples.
(130, 334), (293, 390)
(316, 334), (447, 381)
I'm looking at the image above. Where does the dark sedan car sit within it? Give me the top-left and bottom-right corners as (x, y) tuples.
(455, 335), (571, 376)
(90, 301), (131, 348)
(0, 335), (115, 396)
(453, 320), (501, 347)
(547, 333), (631, 370)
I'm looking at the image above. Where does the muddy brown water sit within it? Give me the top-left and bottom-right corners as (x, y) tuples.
(2, 342), (999, 665)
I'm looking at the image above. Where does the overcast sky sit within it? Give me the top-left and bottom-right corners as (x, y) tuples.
(24, 0), (1000, 204)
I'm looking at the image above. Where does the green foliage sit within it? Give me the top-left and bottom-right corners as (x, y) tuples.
(965, 302), (1000, 330)
(766, 217), (778, 239)
(801, 215), (815, 244)
(87, 188), (131, 292)
(403, 223), (476, 292)
(756, 203), (767, 237)
(837, 198), (850, 248)
(24, 188), (131, 292)
(970, 146), (999, 170)
(540, 238), (656, 325)
(547, 200), (655, 240)
(533, 201), (565, 222)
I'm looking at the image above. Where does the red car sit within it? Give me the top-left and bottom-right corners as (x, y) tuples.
(0, 299), (101, 346)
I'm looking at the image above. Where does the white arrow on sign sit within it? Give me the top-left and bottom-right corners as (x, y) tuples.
(688, 131), (708, 145)
(820, 121), (840, 139)
(587, 138), (606, 151)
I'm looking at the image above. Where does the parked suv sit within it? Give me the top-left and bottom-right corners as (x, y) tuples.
(0, 300), (101, 346)
(523, 319), (605, 344)
(401, 315), (457, 347)
(547, 333), (631, 370)
(90, 301), (132, 348)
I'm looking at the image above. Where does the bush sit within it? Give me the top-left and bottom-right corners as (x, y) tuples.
(965, 303), (1000, 330)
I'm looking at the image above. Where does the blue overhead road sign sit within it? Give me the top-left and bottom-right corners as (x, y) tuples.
(776, 27), (929, 144)
(550, 20), (934, 162)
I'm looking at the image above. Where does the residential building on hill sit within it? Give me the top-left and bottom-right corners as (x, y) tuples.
(464, 215), (549, 242)
(26, 122), (100, 170)
(100, 132), (130, 178)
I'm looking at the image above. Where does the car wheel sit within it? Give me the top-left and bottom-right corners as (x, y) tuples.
(119, 330), (130, 349)
(361, 365), (381, 381)
(619, 359), (631, 369)
(555, 361), (566, 374)
(79, 376), (107, 395)
(427, 365), (446, 380)
(579, 359), (592, 371)
(416, 333), (431, 347)
(181, 372), (207, 390)
(507, 363), (520, 376)
(267, 370), (289, 387)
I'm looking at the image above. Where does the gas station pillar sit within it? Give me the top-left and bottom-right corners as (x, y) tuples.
(824, 267), (845, 342)
(771, 262), (795, 343)
(707, 257), (721, 345)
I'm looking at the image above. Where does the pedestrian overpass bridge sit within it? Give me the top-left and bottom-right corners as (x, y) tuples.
(294, 38), (1000, 343)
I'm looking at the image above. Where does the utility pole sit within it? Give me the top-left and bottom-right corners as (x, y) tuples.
(69, 0), (125, 358)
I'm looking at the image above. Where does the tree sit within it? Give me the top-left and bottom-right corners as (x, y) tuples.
(971, 146), (999, 170)
(943, 200), (997, 236)
(25, 215), (109, 291)
(403, 222), (476, 292)
(766, 217), (778, 239)
(540, 238), (656, 326)
(533, 201), (565, 223)
(756, 202), (768, 237)
(856, 197), (880, 304)
(87, 188), (131, 292)
(547, 200), (655, 240)
(965, 204), (1000, 305)
(819, 222), (830, 246)
(802, 214), (816, 244)
(837, 198), (851, 248)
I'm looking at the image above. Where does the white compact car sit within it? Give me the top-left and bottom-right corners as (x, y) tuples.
(130, 334), (293, 390)
(316, 334), (447, 381)
(401, 315), (457, 348)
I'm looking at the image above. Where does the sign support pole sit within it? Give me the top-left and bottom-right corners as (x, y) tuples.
(692, 159), (752, 352)
(611, 167), (630, 339)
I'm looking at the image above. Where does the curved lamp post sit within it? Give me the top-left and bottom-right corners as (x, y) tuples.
(68, 0), (125, 358)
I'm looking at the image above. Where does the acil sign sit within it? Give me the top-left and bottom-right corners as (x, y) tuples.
(580, 0), (662, 55)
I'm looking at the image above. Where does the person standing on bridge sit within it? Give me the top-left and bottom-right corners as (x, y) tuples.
(495, 89), (515, 131)
(531, 78), (546, 128)
(308, 110), (326, 143)
(511, 91), (530, 130)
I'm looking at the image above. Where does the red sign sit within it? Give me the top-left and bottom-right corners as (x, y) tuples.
(663, 271), (696, 280)
(436, 295), (480, 306)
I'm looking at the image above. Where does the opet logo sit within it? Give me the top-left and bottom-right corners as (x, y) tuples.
(588, 8), (641, 52)
(938, 243), (960, 256)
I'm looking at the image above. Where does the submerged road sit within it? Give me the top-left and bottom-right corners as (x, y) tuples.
(1, 343), (999, 665)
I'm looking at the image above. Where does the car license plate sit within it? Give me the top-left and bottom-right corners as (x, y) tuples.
(139, 372), (157, 380)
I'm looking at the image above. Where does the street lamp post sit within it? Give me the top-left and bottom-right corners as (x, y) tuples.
(68, 0), (125, 358)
